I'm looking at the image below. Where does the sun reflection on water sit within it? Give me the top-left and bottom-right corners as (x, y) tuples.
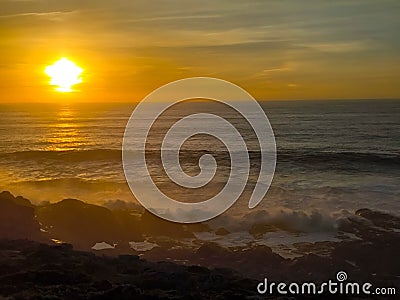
(42, 106), (90, 152)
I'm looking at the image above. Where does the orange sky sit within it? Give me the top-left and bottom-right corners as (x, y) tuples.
(0, 0), (399, 102)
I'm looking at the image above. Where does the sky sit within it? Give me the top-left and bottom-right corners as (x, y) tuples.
(0, 0), (399, 102)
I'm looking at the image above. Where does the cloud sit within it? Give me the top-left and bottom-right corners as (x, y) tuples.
(0, 11), (79, 20)
(297, 40), (373, 53)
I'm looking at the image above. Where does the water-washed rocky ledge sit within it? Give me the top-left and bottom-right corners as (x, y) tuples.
(0, 191), (399, 299)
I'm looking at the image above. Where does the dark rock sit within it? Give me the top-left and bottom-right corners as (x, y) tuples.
(91, 284), (142, 300)
(249, 223), (279, 237)
(0, 239), (259, 299)
(184, 222), (211, 233)
(215, 228), (230, 236)
(187, 265), (210, 274)
(355, 208), (400, 230)
(118, 254), (140, 263)
(0, 191), (42, 240)
(36, 198), (140, 249)
(196, 243), (229, 258)
(92, 279), (113, 291)
(54, 243), (74, 251)
(140, 210), (194, 239)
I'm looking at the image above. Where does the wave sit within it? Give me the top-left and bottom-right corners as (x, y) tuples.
(1, 149), (122, 162)
(2, 149), (399, 171)
(277, 150), (400, 169)
(278, 150), (400, 165)
(4, 178), (135, 204)
(209, 207), (347, 234)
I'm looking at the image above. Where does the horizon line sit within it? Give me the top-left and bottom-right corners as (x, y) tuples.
(1, 97), (400, 105)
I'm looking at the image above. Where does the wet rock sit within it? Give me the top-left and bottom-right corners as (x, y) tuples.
(249, 223), (279, 237)
(196, 243), (230, 259)
(215, 228), (230, 236)
(140, 210), (194, 239)
(36, 199), (119, 248)
(36, 198), (143, 250)
(355, 208), (400, 230)
(0, 191), (42, 240)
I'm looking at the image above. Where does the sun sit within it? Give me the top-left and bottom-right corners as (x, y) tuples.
(45, 58), (83, 92)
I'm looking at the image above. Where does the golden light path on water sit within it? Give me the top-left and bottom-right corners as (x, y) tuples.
(42, 106), (87, 152)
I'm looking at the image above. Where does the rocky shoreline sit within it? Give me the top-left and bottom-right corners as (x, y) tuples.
(0, 191), (399, 299)
(0, 239), (262, 299)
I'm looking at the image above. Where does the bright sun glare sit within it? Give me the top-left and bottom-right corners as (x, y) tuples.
(45, 58), (83, 92)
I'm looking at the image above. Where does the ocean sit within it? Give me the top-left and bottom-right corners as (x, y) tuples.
(0, 100), (399, 252)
